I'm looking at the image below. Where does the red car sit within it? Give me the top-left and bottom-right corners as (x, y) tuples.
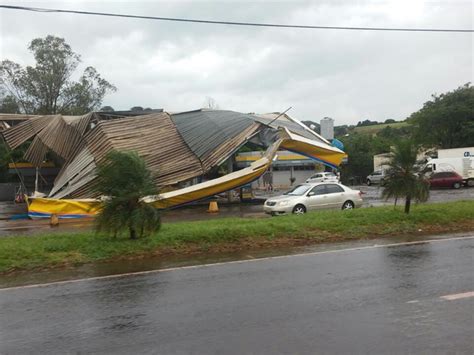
(429, 171), (463, 189)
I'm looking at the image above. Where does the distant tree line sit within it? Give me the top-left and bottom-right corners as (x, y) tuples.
(355, 118), (397, 127)
(408, 83), (474, 149)
(98, 106), (155, 112)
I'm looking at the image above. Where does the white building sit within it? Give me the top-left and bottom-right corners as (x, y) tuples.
(320, 117), (334, 140)
(236, 150), (323, 189)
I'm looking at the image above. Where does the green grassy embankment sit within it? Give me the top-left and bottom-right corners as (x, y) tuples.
(352, 121), (410, 135)
(0, 200), (473, 274)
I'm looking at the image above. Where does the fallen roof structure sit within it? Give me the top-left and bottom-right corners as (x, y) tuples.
(26, 127), (346, 218)
(1, 109), (346, 202)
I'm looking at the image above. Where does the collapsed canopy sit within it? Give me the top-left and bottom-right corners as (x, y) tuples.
(1, 109), (345, 199)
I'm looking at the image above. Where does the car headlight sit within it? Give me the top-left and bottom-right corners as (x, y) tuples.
(278, 200), (289, 206)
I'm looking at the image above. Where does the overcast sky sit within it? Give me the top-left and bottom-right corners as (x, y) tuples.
(1, 0), (472, 125)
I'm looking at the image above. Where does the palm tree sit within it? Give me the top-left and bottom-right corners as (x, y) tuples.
(94, 150), (161, 239)
(382, 140), (430, 214)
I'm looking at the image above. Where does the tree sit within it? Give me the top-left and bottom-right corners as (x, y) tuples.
(0, 93), (20, 113)
(382, 140), (430, 214)
(94, 150), (161, 239)
(334, 125), (348, 137)
(384, 119), (396, 124)
(378, 126), (395, 139)
(100, 106), (114, 112)
(339, 133), (391, 184)
(0, 35), (116, 115)
(0, 139), (10, 182)
(130, 106), (144, 112)
(409, 83), (474, 149)
(356, 119), (378, 127)
(0, 138), (29, 183)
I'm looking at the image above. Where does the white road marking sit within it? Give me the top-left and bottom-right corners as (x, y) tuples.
(440, 291), (474, 301)
(406, 300), (419, 304)
(0, 235), (473, 292)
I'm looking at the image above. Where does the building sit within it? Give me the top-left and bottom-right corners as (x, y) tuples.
(373, 150), (429, 172)
(373, 153), (392, 172)
(236, 150), (323, 189)
(320, 117), (334, 140)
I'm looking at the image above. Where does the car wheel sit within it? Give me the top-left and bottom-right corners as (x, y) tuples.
(342, 200), (355, 210)
(467, 179), (474, 187)
(453, 182), (461, 189)
(292, 204), (306, 215)
(366, 179), (371, 186)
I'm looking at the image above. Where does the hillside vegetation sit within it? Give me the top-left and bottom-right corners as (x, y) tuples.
(351, 121), (410, 135)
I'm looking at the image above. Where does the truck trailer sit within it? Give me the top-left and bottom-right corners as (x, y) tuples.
(425, 147), (474, 187)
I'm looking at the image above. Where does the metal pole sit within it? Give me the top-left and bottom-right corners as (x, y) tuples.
(34, 166), (39, 194)
(266, 107), (292, 127)
(226, 157), (233, 203)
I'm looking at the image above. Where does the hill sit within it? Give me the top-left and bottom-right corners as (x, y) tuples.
(351, 121), (410, 135)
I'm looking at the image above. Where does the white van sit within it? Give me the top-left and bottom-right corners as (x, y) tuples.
(305, 172), (339, 184)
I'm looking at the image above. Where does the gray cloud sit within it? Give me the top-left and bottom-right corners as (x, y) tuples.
(1, 0), (472, 125)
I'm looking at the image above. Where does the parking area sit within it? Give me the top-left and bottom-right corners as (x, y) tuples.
(255, 184), (473, 207)
(0, 185), (472, 236)
(356, 184), (474, 206)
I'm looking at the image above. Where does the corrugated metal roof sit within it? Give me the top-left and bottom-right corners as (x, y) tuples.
(2, 115), (55, 149)
(24, 113), (92, 166)
(0, 113), (38, 122)
(0, 121), (9, 131)
(171, 110), (259, 161)
(3, 109), (341, 199)
(48, 113), (206, 198)
(253, 113), (325, 142)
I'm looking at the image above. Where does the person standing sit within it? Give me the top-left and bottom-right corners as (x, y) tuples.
(267, 170), (273, 192)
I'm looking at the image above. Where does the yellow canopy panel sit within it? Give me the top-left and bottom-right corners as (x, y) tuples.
(28, 197), (102, 219)
(145, 152), (274, 209)
(280, 129), (347, 169)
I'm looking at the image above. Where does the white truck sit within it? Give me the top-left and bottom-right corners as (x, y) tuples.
(424, 147), (474, 187)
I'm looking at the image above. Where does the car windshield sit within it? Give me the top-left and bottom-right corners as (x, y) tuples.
(284, 185), (311, 196)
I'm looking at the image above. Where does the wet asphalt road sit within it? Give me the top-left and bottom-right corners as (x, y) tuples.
(1, 236), (473, 354)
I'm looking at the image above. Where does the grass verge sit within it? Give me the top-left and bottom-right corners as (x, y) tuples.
(0, 200), (473, 274)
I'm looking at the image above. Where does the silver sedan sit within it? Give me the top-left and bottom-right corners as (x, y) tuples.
(263, 182), (364, 215)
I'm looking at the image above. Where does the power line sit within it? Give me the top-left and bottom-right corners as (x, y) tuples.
(0, 4), (473, 33)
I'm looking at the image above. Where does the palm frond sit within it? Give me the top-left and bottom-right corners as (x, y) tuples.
(94, 150), (161, 238)
(382, 140), (430, 213)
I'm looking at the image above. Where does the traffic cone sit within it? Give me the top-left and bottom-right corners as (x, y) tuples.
(207, 201), (219, 213)
(50, 213), (59, 227)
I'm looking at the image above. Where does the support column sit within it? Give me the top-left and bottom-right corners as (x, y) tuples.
(226, 157), (234, 203)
